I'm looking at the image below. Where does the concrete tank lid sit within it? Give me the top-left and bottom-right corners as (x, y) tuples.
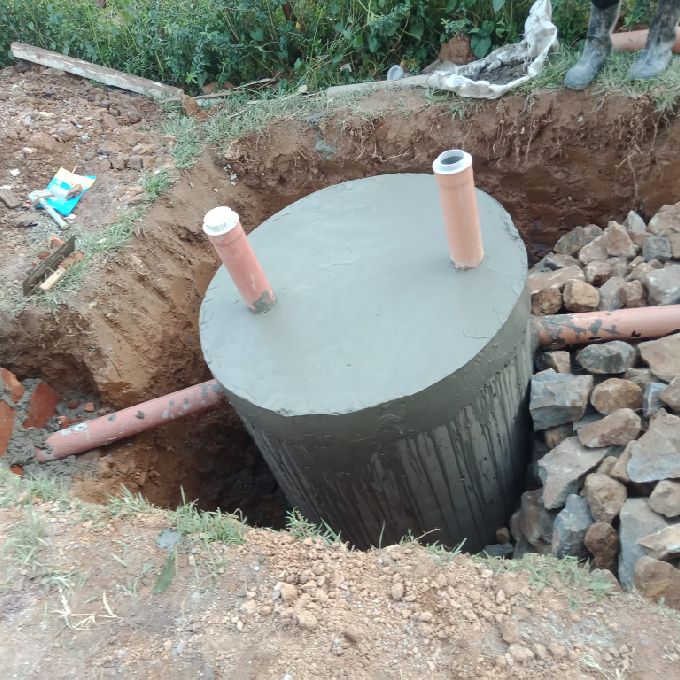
(200, 173), (527, 416)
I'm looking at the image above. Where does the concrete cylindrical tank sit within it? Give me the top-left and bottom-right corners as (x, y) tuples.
(200, 173), (531, 551)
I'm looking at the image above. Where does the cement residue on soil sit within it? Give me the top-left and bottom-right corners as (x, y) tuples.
(3, 378), (100, 480)
(470, 59), (529, 85)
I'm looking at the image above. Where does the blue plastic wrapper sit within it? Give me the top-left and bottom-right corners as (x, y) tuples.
(44, 168), (96, 217)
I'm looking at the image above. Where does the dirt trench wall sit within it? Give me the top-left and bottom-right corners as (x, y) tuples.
(3, 88), (680, 512)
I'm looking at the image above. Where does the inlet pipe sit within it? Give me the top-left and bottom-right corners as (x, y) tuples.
(611, 29), (680, 53)
(203, 207), (276, 313)
(433, 150), (484, 269)
(36, 380), (225, 462)
(534, 305), (680, 347)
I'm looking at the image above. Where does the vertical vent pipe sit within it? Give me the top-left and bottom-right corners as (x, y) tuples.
(203, 206), (276, 313)
(433, 150), (484, 269)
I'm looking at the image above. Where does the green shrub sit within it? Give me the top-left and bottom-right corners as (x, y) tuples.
(0, 0), (590, 93)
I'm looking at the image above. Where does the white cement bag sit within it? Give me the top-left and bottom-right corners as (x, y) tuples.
(425, 0), (558, 98)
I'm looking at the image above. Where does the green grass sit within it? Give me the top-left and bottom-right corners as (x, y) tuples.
(286, 508), (343, 545)
(141, 168), (172, 201)
(161, 112), (204, 169)
(486, 553), (617, 601)
(0, 467), (68, 507)
(520, 46), (680, 112)
(172, 495), (245, 545)
(2, 510), (48, 569)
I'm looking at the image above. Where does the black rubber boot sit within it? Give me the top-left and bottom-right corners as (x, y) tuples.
(565, 2), (620, 90)
(628, 0), (680, 80)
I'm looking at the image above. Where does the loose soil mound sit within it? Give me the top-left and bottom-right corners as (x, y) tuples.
(1, 486), (678, 678)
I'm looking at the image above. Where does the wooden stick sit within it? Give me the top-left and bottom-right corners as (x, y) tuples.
(11, 42), (183, 100)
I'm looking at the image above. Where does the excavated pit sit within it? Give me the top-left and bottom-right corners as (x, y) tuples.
(5, 88), (680, 535)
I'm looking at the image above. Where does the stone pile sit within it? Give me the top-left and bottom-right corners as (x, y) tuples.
(516, 204), (680, 610)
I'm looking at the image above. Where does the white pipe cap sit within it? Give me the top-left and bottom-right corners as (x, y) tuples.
(432, 149), (472, 175)
(203, 206), (240, 236)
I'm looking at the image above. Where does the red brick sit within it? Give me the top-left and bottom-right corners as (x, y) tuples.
(1, 368), (25, 404)
(0, 401), (16, 456)
(22, 382), (61, 429)
(9, 464), (23, 476)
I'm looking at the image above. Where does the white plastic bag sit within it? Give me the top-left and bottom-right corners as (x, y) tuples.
(425, 0), (558, 98)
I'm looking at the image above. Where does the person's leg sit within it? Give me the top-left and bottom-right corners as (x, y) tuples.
(628, 0), (680, 79)
(565, 0), (620, 90)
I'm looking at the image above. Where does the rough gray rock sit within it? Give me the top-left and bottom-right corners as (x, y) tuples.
(623, 368), (653, 391)
(641, 236), (672, 262)
(577, 408), (641, 448)
(648, 201), (680, 236)
(624, 210), (647, 246)
(610, 444), (633, 484)
(544, 423), (574, 449)
(598, 276), (626, 311)
(538, 437), (611, 510)
(659, 376), (680, 412)
(618, 498), (669, 591)
(590, 378), (642, 415)
(585, 261), (612, 286)
(637, 524), (680, 561)
(552, 494), (593, 559)
(529, 369), (594, 430)
(602, 222), (637, 258)
(509, 489), (553, 553)
(628, 412), (680, 483)
(639, 334), (680, 382)
(531, 286), (562, 315)
(635, 556), (680, 609)
(563, 279), (600, 313)
(608, 258), (629, 279)
(554, 225), (603, 255)
(533, 252), (581, 271)
(482, 543), (514, 558)
(579, 236), (608, 266)
(642, 264), (680, 305)
(621, 280), (646, 308)
(643, 382), (667, 418)
(649, 480), (680, 518)
(585, 521), (619, 571)
(528, 266), (585, 294)
(576, 341), (636, 375)
(535, 351), (571, 374)
(583, 472), (628, 522)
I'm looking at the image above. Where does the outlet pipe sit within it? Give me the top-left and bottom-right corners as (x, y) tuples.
(433, 150), (484, 269)
(203, 207), (276, 313)
(534, 305), (680, 346)
(611, 29), (680, 53)
(36, 380), (225, 462)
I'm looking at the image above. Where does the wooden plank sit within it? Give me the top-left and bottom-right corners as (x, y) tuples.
(11, 42), (183, 101)
(22, 236), (76, 296)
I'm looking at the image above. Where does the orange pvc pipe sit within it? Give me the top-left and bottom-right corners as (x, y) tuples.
(611, 29), (680, 53)
(203, 206), (276, 313)
(534, 305), (680, 346)
(433, 150), (484, 269)
(37, 380), (225, 462)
